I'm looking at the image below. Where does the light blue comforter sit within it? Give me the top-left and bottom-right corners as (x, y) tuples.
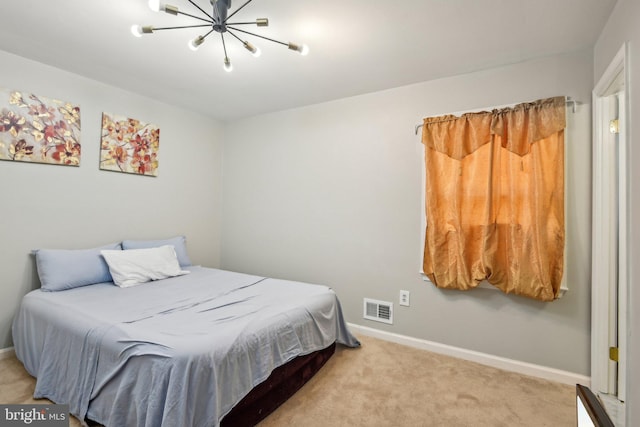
(12, 267), (359, 426)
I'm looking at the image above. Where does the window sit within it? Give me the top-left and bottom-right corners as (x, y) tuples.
(418, 97), (566, 301)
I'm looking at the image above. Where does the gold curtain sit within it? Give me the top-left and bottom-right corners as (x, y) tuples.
(421, 96), (565, 301)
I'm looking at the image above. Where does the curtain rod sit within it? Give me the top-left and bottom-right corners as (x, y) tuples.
(414, 97), (578, 135)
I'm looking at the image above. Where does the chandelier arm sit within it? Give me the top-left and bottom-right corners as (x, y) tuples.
(201, 28), (216, 39)
(221, 33), (229, 58)
(224, 0), (255, 22)
(226, 21), (261, 26)
(153, 24), (214, 31)
(186, 0), (214, 20)
(227, 26), (287, 47)
(176, 10), (213, 24)
(225, 29), (245, 44)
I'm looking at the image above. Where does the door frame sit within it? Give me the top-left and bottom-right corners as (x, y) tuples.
(591, 42), (629, 411)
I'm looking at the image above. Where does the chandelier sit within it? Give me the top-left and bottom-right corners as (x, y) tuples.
(131, 0), (309, 72)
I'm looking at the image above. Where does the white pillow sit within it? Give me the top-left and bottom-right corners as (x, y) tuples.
(101, 245), (189, 288)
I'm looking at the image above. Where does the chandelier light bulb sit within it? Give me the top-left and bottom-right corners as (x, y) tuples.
(148, 0), (178, 14)
(131, 25), (144, 37)
(288, 43), (310, 56)
(243, 41), (261, 57)
(224, 57), (233, 72)
(188, 36), (205, 51)
(131, 25), (154, 37)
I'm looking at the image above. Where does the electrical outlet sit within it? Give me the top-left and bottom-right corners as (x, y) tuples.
(399, 290), (410, 307)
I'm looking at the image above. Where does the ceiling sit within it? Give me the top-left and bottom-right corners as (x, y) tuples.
(0, 0), (616, 121)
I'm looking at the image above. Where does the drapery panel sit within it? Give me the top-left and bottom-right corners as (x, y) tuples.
(421, 96), (565, 301)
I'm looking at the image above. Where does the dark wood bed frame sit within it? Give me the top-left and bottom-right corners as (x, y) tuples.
(221, 342), (336, 426)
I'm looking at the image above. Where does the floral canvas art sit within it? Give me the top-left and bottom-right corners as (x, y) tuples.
(100, 113), (159, 176)
(0, 89), (81, 165)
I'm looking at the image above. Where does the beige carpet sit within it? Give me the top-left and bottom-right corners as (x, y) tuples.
(0, 335), (576, 426)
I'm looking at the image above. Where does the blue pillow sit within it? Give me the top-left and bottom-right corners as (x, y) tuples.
(34, 242), (122, 291)
(122, 236), (192, 267)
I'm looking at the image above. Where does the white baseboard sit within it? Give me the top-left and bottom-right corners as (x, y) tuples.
(348, 323), (590, 387)
(0, 347), (15, 361)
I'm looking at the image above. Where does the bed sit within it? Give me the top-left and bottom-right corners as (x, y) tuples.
(12, 260), (359, 426)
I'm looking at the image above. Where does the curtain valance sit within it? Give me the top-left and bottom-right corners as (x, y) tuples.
(422, 96), (565, 159)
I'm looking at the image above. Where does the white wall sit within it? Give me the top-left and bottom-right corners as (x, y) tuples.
(594, 0), (640, 423)
(221, 50), (593, 375)
(0, 50), (224, 349)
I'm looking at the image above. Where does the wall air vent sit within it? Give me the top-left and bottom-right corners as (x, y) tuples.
(363, 298), (393, 324)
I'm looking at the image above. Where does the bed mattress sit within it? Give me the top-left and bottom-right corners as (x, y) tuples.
(12, 266), (359, 426)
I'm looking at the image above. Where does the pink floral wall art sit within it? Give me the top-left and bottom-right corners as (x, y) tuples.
(0, 89), (81, 166)
(100, 112), (159, 177)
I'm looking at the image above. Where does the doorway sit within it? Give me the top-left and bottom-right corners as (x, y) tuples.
(591, 43), (629, 427)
